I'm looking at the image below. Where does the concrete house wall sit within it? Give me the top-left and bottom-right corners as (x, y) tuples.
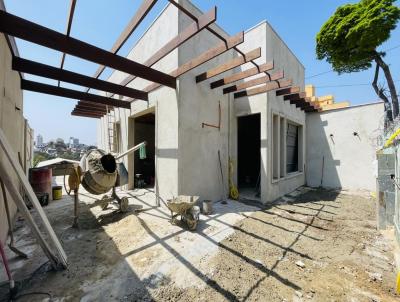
(0, 32), (28, 243)
(98, 3), (180, 200)
(306, 102), (384, 191)
(98, 0), (308, 204)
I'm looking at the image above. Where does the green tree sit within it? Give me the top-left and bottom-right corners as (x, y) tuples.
(33, 152), (51, 167)
(316, 0), (400, 119)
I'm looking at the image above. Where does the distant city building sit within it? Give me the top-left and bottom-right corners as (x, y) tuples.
(36, 134), (43, 146)
(56, 138), (64, 144)
(69, 137), (80, 148)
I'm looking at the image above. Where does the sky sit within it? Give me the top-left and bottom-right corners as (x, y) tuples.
(4, 0), (400, 145)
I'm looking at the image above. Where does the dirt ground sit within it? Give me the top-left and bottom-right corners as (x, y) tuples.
(0, 187), (398, 302)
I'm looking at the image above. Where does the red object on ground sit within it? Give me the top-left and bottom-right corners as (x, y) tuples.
(29, 167), (52, 198)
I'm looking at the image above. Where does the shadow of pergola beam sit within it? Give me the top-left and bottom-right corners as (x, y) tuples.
(243, 201), (329, 300)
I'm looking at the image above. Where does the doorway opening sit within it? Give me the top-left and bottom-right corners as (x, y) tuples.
(134, 112), (155, 188)
(237, 113), (261, 200)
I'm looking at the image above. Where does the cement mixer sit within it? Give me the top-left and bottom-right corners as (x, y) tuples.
(67, 142), (146, 227)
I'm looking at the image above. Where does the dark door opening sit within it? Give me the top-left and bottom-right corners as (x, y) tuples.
(237, 114), (261, 198)
(134, 112), (155, 188)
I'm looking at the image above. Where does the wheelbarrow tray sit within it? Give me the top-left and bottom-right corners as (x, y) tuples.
(167, 195), (200, 214)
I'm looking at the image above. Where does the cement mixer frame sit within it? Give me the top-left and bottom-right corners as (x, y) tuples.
(67, 142), (146, 227)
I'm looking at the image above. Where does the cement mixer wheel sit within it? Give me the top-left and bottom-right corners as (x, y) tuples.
(120, 197), (129, 213)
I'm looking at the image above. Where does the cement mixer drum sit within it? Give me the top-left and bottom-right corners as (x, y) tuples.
(81, 149), (117, 195)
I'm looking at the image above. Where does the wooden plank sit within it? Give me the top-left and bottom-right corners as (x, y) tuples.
(284, 92), (307, 101)
(234, 79), (293, 99)
(75, 103), (108, 111)
(115, 7), (217, 91)
(276, 86), (300, 96)
(128, 32), (245, 99)
(13, 57), (149, 100)
(0, 10), (176, 89)
(71, 112), (101, 118)
(196, 48), (261, 83)
(210, 61), (274, 89)
(21, 80), (131, 109)
(0, 128), (67, 268)
(223, 70), (284, 94)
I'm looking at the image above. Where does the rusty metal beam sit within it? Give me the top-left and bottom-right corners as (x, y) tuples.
(234, 79), (293, 99)
(58, 0), (77, 86)
(168, 0), (263, 75)
(210, 61), (274, 89)
(13, 57), (148, 100)
(223, 70), (284, 94)
(75, 105), (108, 113)
(196, 48), (261, 83)
(276, 86), (301, 96)
(0, 10), (176, 89)
(130, 32), (244, 99)
(111, 7), (217, 96)
(88, 0), (159, 90)
(72, 111), (102, 118)
(73, 109), (103, 115)
(78, 100), (109, 110)
(21, 80), (131, 109)
(284, 92), (307, 101)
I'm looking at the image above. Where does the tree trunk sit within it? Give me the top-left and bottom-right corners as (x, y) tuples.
(374, 53), (399, 118)
(372, 63), (392, 127)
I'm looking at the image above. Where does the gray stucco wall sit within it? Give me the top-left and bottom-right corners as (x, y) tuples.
(306, 102), (384, 191)
(98, 0), (308, 204)
(0, 33), (26, 243)
(98, 3), (180, 200)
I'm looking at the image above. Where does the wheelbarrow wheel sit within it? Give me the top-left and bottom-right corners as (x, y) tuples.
(186, 218), (198, 231)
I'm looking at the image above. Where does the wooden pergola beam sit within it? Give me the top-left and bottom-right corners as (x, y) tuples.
(276, 86), (300, 96)
(13, 57), (148, 100)
(131, 32), (245, 98)
(210, 61), (274, 89)
(0, 10), (176, 89)
(234, 79), (293, 99)
(114, 7), (217, 92)
(223, 70), (284, 94)
(59, 0), (77, 86)
(21, 80), (131, 109)
(284, 92), (307, 101)
(196, 48), (261, 83)
(89, 0), (159, 89)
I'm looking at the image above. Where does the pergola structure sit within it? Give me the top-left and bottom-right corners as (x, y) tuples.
(0, 0), (319, 119)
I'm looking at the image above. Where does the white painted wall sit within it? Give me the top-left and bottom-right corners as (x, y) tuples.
(306, 102), (384, 191)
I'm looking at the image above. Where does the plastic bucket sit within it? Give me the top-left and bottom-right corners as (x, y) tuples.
(52, 186), (63, 200)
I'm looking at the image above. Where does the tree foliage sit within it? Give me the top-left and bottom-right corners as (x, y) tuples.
(316, 0), (400, 73)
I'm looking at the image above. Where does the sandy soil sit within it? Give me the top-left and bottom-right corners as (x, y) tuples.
(151, 190), (399, 302)
(0, 188), (398, 302)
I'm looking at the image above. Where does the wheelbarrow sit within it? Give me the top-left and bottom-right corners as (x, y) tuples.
(167, 195), (200, 231)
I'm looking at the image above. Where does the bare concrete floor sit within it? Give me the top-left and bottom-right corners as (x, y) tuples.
(0, 186), (398, 301)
